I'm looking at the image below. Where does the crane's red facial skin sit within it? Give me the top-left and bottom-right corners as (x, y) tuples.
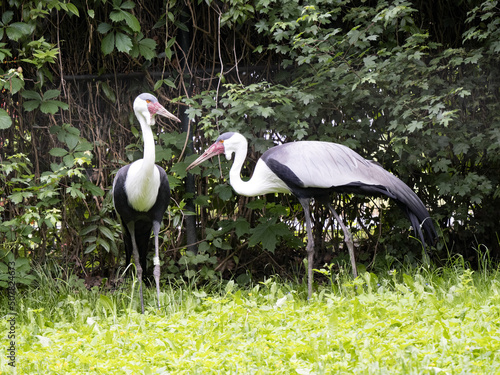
(147, 101), (181, 123)
(186, 141), (225, 171)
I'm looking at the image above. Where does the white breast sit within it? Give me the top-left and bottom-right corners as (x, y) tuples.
(124, 160), (161, 212)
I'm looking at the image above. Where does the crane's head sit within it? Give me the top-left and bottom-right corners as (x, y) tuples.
(133, 93), (180, 126)
(186, 132), (247, 171)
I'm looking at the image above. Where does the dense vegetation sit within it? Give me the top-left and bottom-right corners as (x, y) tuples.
(1, 0), (500, 286)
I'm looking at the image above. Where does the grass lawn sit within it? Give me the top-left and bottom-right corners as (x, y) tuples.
(1, 265), (500, 374)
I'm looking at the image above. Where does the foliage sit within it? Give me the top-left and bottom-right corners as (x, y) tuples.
(0, 248), (34, 288)
(2, 266), (500, 372)
(1, 0), (500, 282)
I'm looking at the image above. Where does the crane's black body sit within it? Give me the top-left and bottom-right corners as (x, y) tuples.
(113, 164), (170, 274)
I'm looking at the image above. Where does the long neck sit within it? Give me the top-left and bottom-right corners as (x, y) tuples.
(229, 146), (286, 197)
(140, 120), (156, 168)
(124, 113), (160, 212)
(228, 146), (248, 195)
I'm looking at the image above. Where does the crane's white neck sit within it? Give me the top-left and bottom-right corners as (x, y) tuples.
(139, 116), (156, 170)
(227, 142), (290, 197)
(124, 110), (160, 212)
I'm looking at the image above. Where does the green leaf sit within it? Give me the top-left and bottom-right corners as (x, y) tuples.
(43, 89), (61, 100)
(138, 37), (157, 60)
(83, 181), (105, 197)
(101, 82), (117, 103)
(120, 1), (136, 10)
(2, 10), (14, 24)
(6, 22), (33, 41)
(249, 218), (291, 252)
(40, 101), (61, 114)
(101, 32), (115, 55)
(22, 90), (42, 100)
(80, 224), (98, 236)
(99, 226), (115, 241)
(246, 199), (266, 210)
(8, 77), (24, 94)
(85, 243), (96, 254)
(97, 22), (113, 34)
(9, 191), (33, 204)
(98, 295), (115, 312)
(214, 184), (233, 201)
(49, 148), (68, 157)
(234, 217), (250, 238)
(66, 3), (80, 17)
(121, 12), (141, 32)
(115, 32), (132, 53)
(0, 109), (12, 129)
(23, 100), (40, 111)
(98, 238), (111, 252)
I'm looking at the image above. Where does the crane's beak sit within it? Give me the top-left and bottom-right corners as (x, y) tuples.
(186, 141), (225, 171)
(149, 102), (181, 123)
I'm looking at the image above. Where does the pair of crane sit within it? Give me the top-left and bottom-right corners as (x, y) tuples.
(113, 93), (437, 313)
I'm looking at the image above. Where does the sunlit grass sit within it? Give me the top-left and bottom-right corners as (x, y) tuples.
(2, 261), (500, 374)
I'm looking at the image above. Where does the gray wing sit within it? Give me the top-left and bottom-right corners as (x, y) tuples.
(261, 141), (437, 245)
(261, 141), (396, 189)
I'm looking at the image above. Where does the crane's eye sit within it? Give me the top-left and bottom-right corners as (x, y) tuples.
(146, 99), (151, 103)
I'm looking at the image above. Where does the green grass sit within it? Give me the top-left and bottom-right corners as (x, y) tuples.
(2, 263), (500, 374)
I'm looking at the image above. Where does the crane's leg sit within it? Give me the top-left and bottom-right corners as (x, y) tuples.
(152, 221), (161, 310)
(326, 203), (358, 278)
(127, 222), (145, 314)
(298, 198), (314, 299)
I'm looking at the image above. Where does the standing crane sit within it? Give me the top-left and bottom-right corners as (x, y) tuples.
(113, 93), (180, 313)
(187, 132), (437, 298)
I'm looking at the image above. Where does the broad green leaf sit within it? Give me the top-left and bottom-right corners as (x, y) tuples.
(49, 148), (68, 157)
(6, 22), (33, 41)
(97, 22), (113, 34)
(138, 38), (157, 60)
(99, 226), (115, 241)
(2, 10), (13, 24)
(9, 191), (33, 204)
(8, 77), (24, 94)
(115, 32), (132, 53)
(22, 90), (42, 100)
(0, 109), (12, 129)
(120, 1), (136, 10)
(101, 32), (115, 55)
(121, 11), (141, 32)
(40, 101), (60, 114)
(249, 218), (290, 252)
(66, 3), (79, 16)
(80, 224), (98, 236)
(101, 81), (117, 103)
(43, 89), (61, 100)
(23, 100), (40, 111)
(214, 184), (233, 201)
